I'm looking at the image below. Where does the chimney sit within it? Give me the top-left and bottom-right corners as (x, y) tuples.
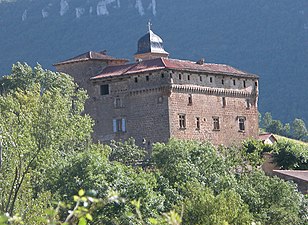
(196, 58), (205, 65)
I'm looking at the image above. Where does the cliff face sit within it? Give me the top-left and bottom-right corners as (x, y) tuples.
(0, 0), (307, 123)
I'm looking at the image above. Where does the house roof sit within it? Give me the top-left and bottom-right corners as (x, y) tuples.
(259, 133), (277, 142)
(273, 170), (308, 182)
(91, 57), (258, 80)
(54, 51), (128, 66)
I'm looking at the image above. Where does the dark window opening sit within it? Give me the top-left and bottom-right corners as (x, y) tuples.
(233, 80), (236, 85)
(188, 94), (193, 105)
(196, 117), (200, 130)
(179, 74), (182, 80)
(179, 114), (186, 129)
(100, 84), (109, 95)
(161, 73), (165, 78)
(199, 76), (202, 82)
(188, 75), (190, 80)
(222, 79), (224, 85)
(210, 77), (213, 83)
(243, 80), (246, 88)
(246, 99), (250, 109)
(222, 97), (226, 108)
(255, 81), (258, 87)
(239, 117), (245, 131)
(213, 117), (220, 130)
(134, 77), (138, 83)
(146, 76), (149, 81)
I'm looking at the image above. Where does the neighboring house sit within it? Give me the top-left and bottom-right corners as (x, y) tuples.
(54, 26), (259, 147)
(259, 133), (277, 145)
(273, 170), (308, 194)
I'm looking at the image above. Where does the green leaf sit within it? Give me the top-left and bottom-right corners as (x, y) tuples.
(78, 217), (87, 225)
(85, 213), (93, 221)
(78, 189), (85, 197)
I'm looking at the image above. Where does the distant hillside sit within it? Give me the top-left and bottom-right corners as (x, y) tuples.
(0, 0), (307, 123)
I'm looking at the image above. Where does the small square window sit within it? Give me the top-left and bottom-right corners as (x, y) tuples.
(100, 84), (109, 95)
(213, 117), (220, 131)
(179, 114), (186, 129)
(161, 73), (165, 78)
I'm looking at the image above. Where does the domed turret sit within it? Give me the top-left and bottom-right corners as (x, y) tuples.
(134, 22), (169, 61)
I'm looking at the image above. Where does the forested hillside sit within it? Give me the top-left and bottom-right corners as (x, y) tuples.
(0, 0), (307, 123)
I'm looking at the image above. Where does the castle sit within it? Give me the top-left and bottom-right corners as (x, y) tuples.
(54, 25), (259, 147)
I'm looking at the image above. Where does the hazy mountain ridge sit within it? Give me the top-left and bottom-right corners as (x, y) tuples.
(0, 0), (307, 123)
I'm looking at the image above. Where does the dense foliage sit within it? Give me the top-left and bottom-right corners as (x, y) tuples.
(0, 64), (307, 224)
(261, 112), (307, 141)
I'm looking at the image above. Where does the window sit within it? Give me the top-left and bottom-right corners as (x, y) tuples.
(134, 77), (138, 83)
(210, 77), (213, 83)
(213, 117), (220, 130)
(179, 74), (182, 80)
(161, 73), (165, 78)
(196, 117), (200, 130)
(146, 75), (149, 81)
(221, 79), (224, 85)
(243, 80), (246, 88)
(238, 117), (245, 131)
(100, 84), (109, 95)
(188, 94), (193, 105)
(199, 76), (202, 82)
(188, 75), (190, 80)
(179, 114), (186, 129)
(246, 99), (250, 109)
(114, 97), (122, 108)
(255, 81), (258, 87)
(233, 80), (236, 85)
(222, 97), (226, 108)
(113, 118), (126, 132)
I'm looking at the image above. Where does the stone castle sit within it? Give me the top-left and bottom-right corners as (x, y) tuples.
(54, 26), (259, 147)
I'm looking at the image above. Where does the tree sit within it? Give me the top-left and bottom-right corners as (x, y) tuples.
(262, 112), (272, 129)
(291, 118), (307, 140)
(267, 120), (283, 134)
(0, 63), (93, 219)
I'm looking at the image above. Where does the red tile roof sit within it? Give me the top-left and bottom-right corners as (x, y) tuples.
(91, 57), (258, 80)
(54, 51), (128, 66)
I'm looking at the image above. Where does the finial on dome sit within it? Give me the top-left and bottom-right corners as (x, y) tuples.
(147, 20), (152, 32)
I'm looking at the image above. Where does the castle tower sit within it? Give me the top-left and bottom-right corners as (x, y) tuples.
(134, 22), (169, 61)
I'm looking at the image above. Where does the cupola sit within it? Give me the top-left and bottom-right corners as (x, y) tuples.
(134, 22), (169, 61)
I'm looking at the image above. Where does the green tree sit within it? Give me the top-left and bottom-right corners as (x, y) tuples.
(262, 112), (272, 129)
(267, 120), (283, 134)
(0, 63), (93, 220)
(291, 118), (308, 140)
